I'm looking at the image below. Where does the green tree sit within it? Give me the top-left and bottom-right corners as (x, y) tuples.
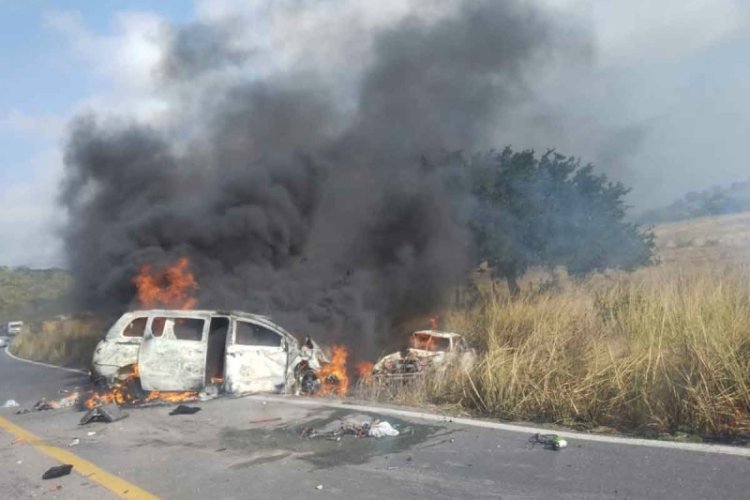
(468, 148), (654, 293)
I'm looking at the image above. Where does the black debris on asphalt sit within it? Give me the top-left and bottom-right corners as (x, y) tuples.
(169, 405), (201, 415)
(80, 404), (127, 425)
(42, 464), (73, 480)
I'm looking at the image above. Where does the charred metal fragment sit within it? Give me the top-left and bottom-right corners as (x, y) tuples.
(79, 404), (127, 425)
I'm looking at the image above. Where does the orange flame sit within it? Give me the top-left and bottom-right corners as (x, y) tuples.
(83, 364), (198, 410)
(133, 257), (197, 310)
(410, 332), (439, 351)
(315, 345), (349, 396)
(355, 361), (374, 382)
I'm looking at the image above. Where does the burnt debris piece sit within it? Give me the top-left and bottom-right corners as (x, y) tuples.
(529, 433), (568, 450)
(301, 414), (400, 439)
(26, 391), (81, 413)
(80, 404), (127, 425)
(169, 404), (201, 415)
(42, 464), (73, 480)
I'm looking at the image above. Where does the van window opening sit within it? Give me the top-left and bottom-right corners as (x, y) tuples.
(123, 317), (147, 337)
(235, 322), (282, 347)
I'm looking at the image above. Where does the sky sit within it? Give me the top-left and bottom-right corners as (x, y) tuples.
(1, 0), (749, 268)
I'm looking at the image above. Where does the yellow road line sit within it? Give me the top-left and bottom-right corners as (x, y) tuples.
(0, 415), (159, 499)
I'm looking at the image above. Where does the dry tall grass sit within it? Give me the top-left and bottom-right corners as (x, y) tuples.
(462, 264), (750, 438)
(9, 316), (105, 369)
(364, 264), (750, 440)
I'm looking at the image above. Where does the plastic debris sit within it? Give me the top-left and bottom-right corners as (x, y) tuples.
(2, 399), (19, 408)
(80, 404), (127, 425)
(169, 405), (201, 415)
(68, 438), (80, 447)
(42, 464), (73, 480)
(315, 485), (323, 490)
(86, 431), (96, 436)
(368, 421), (400, 438)
(301, 414), (399, 439)
(529, 433), (568, 450)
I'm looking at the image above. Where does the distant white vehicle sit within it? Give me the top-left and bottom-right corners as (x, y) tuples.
(7, 321), (23, 336)
(0, 337), (7, 348)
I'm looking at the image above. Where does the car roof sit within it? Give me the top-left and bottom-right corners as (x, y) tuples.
(411, 330), (462, 339)
(124, 309), (296, 338)
(127, 309), (272, 322)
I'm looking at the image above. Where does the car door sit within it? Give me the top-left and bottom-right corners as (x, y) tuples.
(224, 318), (289, 394)
(138, 313), (209, 392)
(92, 313), (148, 381)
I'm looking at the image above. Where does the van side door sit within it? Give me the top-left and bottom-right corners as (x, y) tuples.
(224, 319), (288, 394)
(138, 313), (209, 392)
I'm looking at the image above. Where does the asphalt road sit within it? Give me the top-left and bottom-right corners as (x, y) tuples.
(0, 348), (87, 407)
(1, 348), (749, 500)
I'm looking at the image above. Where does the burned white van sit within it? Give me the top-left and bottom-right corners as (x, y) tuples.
(91, 310), (329, 395)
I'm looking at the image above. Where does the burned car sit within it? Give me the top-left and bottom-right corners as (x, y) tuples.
(372, 330), (474, 379)
(91, 309), (329, 395)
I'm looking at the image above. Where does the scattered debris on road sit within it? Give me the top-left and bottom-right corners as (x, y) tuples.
(42, 464), (73, 480)
(80, 403), (127, 425)
(369, 421), (400, 438)
(86, 431), (96, 436)
(315, 484), (323, 490)
(2, 399), (19, 408)
(169, 404), (201, 415)
(68, 438), (80, 447)
(529, 433), (568, 450)
(249, 417), (282, 425)
(301, 414), (400, 439)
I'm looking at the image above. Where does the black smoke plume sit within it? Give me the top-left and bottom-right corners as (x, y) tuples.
(61, 0), (589, 358)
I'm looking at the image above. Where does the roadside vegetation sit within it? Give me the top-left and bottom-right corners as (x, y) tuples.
(362, 262), (750, 442)
(0, 266), (72, 326)
(9, 315), (105, 369)
(0, 266), (102, 369)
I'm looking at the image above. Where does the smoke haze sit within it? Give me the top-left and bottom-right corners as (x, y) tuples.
(61, 0), (590, 357)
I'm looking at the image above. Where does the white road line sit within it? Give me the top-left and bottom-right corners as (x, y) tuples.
(3, 346), (88, 375)
(250, 394), (750, 458)
(4, 345), (746, 458)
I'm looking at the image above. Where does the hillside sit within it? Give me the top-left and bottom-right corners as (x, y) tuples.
(652, 211), (750, 265)
(0, 266), (73, 328)
(639, 180), (750, 224)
